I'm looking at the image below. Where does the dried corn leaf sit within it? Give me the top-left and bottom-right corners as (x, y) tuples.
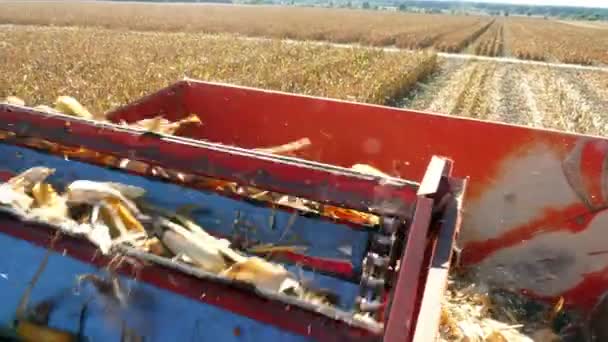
(323, 206), (380, 226)
(132, 113), (201, 135)
(254, 137), (311, 155)
(351, 164), (391, 178)
(548, 296), (564, 321)
(247, 244), (308, 254)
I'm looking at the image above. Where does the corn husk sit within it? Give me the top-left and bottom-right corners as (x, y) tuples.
(54, 96), (93, 119)
(160, 229), (228, 274)
(0, 167), (56, 212)
(131, 113), (201, 135)
(8, 167), (55, 193)
(66, 180), (141, 215)
(220, 256), (298, 293)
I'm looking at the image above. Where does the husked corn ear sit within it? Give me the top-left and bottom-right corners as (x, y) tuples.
(3, 96), (25, 106)
(54, 96), (93, 119)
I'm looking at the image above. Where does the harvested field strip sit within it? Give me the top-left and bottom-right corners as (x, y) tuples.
(525, 67), (608, 136)
(0, 1), (489, 52)
(406, 60), (608, 136)
(450, 62), (497, 118)
(0, 25), (437, 114)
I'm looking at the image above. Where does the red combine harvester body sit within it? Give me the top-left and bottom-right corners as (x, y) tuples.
(0, 78), (606, 341)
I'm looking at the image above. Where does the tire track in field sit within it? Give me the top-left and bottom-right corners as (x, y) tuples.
(406, 59), (482, 114)
(402, 58), (470, 112)
(487, 64), (542, 127)
(450, 61), (497, 119)
(407, 60), (501, 120)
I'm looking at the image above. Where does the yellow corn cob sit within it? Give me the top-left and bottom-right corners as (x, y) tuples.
(106, 197), (144, 233)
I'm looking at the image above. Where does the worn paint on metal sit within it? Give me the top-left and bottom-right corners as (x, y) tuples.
(106, 80), (608, 311)
(0, 105), (419, 219)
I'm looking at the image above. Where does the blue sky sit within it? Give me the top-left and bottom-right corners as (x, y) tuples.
(457, 0), (608, 8)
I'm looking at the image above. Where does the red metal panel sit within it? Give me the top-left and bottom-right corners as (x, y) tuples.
(412, 178), (466, 342)
(0, 105), (418, 218)
(106, 80), (608, 311)
(384, 198), (433, 342)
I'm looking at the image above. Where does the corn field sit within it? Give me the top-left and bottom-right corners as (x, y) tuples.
(0, 26), (436, 115)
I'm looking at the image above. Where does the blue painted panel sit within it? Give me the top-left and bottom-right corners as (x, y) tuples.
(0, 232), (314, 342)
(0, 143), (368, 275)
